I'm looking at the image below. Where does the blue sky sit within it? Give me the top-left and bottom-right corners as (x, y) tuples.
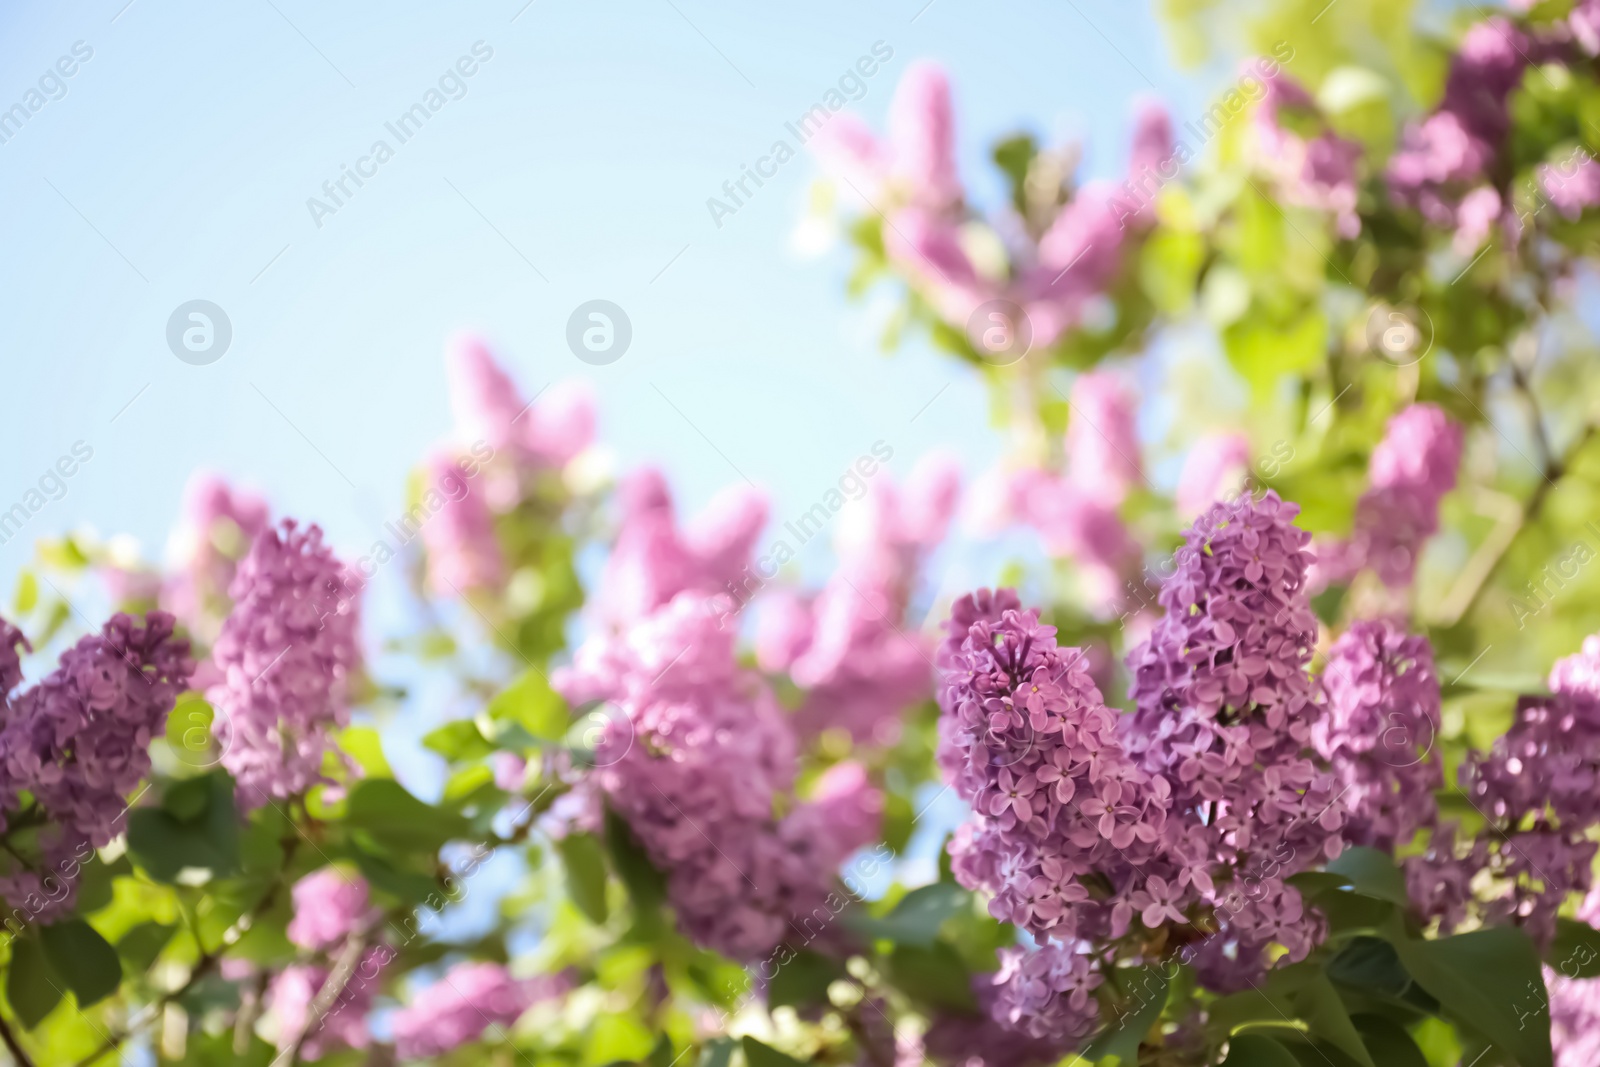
(0, 0), (1204, 589)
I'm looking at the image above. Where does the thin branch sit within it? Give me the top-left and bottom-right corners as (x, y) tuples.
(277, 932), (369, 1066)
(0, 1009), (36, 1067)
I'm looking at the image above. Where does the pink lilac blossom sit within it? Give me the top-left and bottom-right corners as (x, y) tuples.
(1548, 886), (1600, 1067)
(998, 467), (1141, 616)
(1065, 371), (1141, 508)
(164, 473), (270, 633)
(759, 457), (958, 744)
(1411, 632), (1600, 947)
(0, 613), (193, 917)
(556, 591), (879, 960)
(1124, 490), (1346, 990)
(1313, 620), (1443, 851)
(287, 869), (373, 952)
(391, 962), (567, 1059)
(812, 65), (1172, 352)
(420, 451), (505, 596)
(1176, 432), (1251, 520)
(1540, 151), (1600, 219)
(1254, 67), (1362, 238)
(1386, 18), (1556, 231)
(597, 469), (768, 624)
(210, 520), (362, 810)
(267, 950), (386, 1059)
(1347, 404), (1464, 586)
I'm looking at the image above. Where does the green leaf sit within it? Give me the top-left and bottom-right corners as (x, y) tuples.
(423, 720), (495, 763)
(741, 1036), (806, 1067)
(1547, 917), (1600, 979)
(886, 941), (976, 1012)
(338, 725), (394, 778)
(115, 921), (175, 973)
(1351, 1015), (1428, 1067)
(487, 668), (568, 741)
(1383, 920), (1552, 1067)
(767, 950), (845, 1011)
(1221, 1033), (1303, 1066)
(698, 1036), (735, 1067)
(603, 807), (665, 930)
(1287, 870), (1354, 897)
(647, 1035), (676, 1067)
(40, 918), (122, 1007)
(1084, 967), (1168, 1064)
(845, 882), (967, 947)
(346, 843), (439, 904)
(557, 833), (609, 924)
(1327, 937), (1412, 1001)
(344, 778), (471, 853)
(1324, 847), (1411, 907)
(127, 772), (240, 883)
(1288, 970), (1376, 1067)
(5, 934), (61, 1028)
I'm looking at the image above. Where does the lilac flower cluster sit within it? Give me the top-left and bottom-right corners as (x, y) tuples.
(1314, 619), (1444, 851)
(0, 613), (193, 917)
(391, 961), (567, 1059)
(811, 63), (1172, 352)
(1386, 19), (1530, 241)
(424, 337), (595, 596)
(1124, 491), (1346, 986)
(1548, 886), (1600, 1067)
(557, 591), (881, 961)
(1409, 633), (1600, 946)
(598, 468), (767, 625)
(209, 520), (362, 810)
(1318, 404), (1463, 590)
(978, 372), (1143, 616)
(1253, 68), (1362, 239)
(757, 456), (958, 745)
(287, 868), (374, 952)
(162, 474), (271, 640)
(269, 869), (382, 1058)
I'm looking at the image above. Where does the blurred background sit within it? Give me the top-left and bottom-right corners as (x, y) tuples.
(0, 0), (1209, 583)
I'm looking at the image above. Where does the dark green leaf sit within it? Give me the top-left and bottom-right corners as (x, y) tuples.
(40, 918), (122, 1007)
(162, 773), (214, 821)
(741, 1036), (806, 1067)
(346, 843), (439, 905)
(116, 921), (175, 973)
(845, 882), (967, 947)
(75, 853), (131, 914)
(127, 773), (240, 883)
(1383, 920), (1552, 1067)
(1328, 937), (1412, 1000)
(5, 934), (61, 1028)
(344, 779), (471, 853)
(648, 1035), (676, 1067)
(1288, 970), (1376, 1067)
(557, 833), (609, 924)
(1325, 847), (1411, 907)
(422, 720), (495, 762)
(1287, 870), (1353, 898)
(698, 1036), (735, 1067)
(1314, 891), (1394, 938)
(1352, 1015), (1428, 1067)
(767, 950), (845, 1011)
(886, 941), (976, 1012)
(1221, 1033), (1303, 1066)
(1085, 967), (1168, 1064)
(1547, 917), (1600, 979)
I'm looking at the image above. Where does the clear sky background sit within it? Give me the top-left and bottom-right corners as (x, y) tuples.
(0, 0), (1207, 588)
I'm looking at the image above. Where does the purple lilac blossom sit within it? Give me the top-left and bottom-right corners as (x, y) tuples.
(210, 520), (362, 810)
(390, 962), (567, 1059)
(287, 869), (373, 952)
(1314, 620), (1443, 851)
(1124, 490), (1346, 990)
(556, 591), (880, 960)
(420, 450), (505, 596)
(1411, 632), (1600, 946)
(0, 613), (193, 917)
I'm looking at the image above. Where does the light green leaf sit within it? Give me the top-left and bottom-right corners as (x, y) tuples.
(558, 833), (609, 924)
